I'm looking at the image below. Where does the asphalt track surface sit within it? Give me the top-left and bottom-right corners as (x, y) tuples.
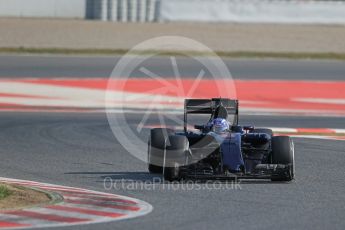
(1, 55), (345, 80)
(0, 55), (344, 230)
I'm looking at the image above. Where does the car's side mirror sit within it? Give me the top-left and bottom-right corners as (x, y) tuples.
(194, 125), (206, 130)
(231, 125), (244, 133)
(243, 126), (254, 131)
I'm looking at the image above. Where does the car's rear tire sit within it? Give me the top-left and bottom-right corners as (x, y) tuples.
(163, 135), (189, 181)
(148, 128), (174, 174)
(271, 136), (295, 182)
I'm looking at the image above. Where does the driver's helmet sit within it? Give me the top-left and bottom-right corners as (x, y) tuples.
(211, 118), (230, 134)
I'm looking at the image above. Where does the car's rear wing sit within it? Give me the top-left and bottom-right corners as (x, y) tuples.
(184, 98), (239, 132)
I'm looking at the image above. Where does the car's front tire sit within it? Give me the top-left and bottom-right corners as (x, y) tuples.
(148, 128), (174, 174)
(271, 136), (295, 181)
(163, 135), (189, 181)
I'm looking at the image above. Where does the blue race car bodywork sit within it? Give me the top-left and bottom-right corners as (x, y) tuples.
(147, 98), (295, 182)
(219, 133), (244, 172)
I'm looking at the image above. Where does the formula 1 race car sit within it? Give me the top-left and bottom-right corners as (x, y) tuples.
(147, 98), (295, 182)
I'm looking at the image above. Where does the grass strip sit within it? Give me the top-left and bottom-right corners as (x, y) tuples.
(0, 184), (12, 200)
(1, 47), (345, 60)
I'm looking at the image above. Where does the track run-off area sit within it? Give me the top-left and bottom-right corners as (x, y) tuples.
(0, 55), (344, 230)
(0, 177), (152, 229)
(0, 78), (344, 117)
